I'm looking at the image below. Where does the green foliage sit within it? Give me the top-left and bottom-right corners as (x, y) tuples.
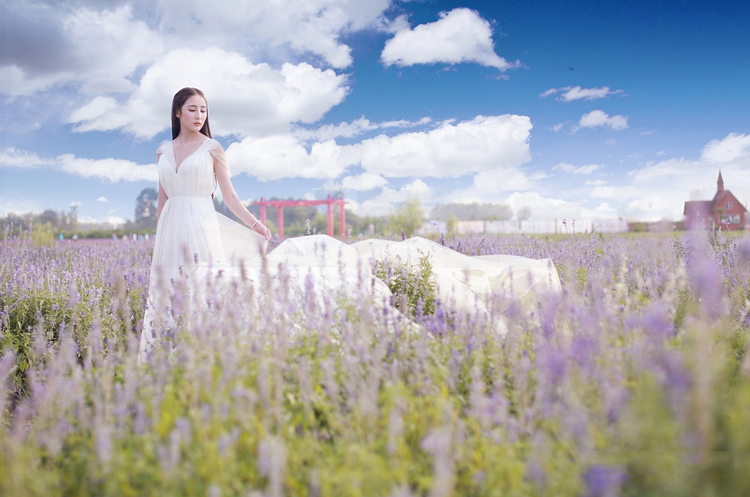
(388, 198), (424, 238)
(30, 222), (55, 247)
(0, 242), (148, 392)
(446, 213), (459, 236)
(374, 252), (436, 318)
(2, 206), (78, 238)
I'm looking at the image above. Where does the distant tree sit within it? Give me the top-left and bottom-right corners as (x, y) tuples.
(38, 209), (60, 228)
(447, 213), (459, 235)
(516, 206), (532, 229)
(389, 198), (424, 237)
(35, 206), (78, 231)
(135, 187), (158, 229)
(517, 206), (532, 221)
(64, 204), (79, 230)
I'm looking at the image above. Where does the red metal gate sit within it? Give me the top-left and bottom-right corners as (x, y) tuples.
(253, 195), (346, 240)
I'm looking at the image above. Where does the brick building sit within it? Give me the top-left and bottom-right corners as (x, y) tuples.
(683, 172), (746, 230)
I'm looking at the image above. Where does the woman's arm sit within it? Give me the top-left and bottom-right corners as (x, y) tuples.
(214, 157), (272, 239)
(155, 150), (168, 223)
(156, 181), (168, 223)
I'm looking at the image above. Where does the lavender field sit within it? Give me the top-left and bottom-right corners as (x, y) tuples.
(2, 228), (750, 496)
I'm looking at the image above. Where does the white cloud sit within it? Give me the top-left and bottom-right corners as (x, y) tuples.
(295, 117), (376, 142)
(574, 110), (628, 131)
(226, 114), (532, 182)
(226, 135), (352, 181)
(0, 5), (164, 96)
(580, 132), (750, 221)
(342, 197), (360, 215)
(68, 47), (349, 139)
(551, 123), (565, 132)
(157, 0), (392, 68)
(443, 130), (750, 222)
(700, 133), (750, 164)
(1, 198), (42, 217)
(0, 66), (58, 97)
(540, 86), (624, 101)
(441, 167), (546, 205)
(595, 202), (615, 215)
(381, 8), (521, 70)
(97, 197), (108, 202)
(552, 163), (601, 174)
(0, 147), (157, 182)
(505, 191), (597, 221)
(359, 180), (431, 217)
(107, 216), (125, 226)
(293, 116), (432, 142)
(342, 172), (388, 191)
(380, 117), (434, 129)
(353, 115), (532, 178)
(471, 168), (539, 193)
(7, 112), (532, 187)
(58, 155), (157, 182)
(1, 0), (394, 98)
(375, 14), (410, 34)
(589, 185), (641, 199)
(539, 88), (558, 98)
(656, 150), (665, 156)
(0, 147), (54, 168)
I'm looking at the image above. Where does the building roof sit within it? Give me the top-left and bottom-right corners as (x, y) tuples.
(712, 190), (747, 212)
(712, 189), (729, 204)
(684, 172), (747, 218)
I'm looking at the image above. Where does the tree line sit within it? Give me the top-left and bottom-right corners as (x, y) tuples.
(3, 186), (530, 241)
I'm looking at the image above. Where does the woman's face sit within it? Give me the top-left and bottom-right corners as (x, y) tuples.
(176, 94), (207, 135)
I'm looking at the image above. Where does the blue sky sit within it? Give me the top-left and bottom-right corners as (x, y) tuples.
(2, 0), (750, 225)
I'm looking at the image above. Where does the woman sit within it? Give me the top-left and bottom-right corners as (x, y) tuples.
(139, 88), (562, 361)
(139, 87), (271, 359)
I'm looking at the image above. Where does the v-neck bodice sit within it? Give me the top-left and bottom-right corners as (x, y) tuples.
(158, 139), (216, 198)
(171, 139), (211, 173)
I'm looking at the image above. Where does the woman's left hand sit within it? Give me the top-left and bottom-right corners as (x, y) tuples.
(253, 222), (272, 240)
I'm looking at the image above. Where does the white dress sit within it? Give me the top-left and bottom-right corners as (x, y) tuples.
(138, 138), (561, 360)
(138, 138), (267, 358)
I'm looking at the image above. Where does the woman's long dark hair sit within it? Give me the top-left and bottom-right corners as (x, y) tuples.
(171, 87), (212, 140)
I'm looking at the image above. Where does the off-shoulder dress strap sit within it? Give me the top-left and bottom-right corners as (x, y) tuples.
(156, 140), (171, 160)
(206, 139), (229, 173)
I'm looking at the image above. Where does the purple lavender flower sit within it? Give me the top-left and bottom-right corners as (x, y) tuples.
(525, 458), (546, 487)
(641, 305), (675, 339)
(537, 347), (568, 387)
(570, 335), (599, 373)
(583, 465), (628, 497)
(688, 255), (723, 318)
